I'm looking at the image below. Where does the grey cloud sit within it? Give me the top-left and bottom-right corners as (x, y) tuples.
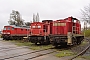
(0, 0), (90, 29)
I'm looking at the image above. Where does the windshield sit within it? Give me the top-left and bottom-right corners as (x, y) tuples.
(3, 27), (6, 30)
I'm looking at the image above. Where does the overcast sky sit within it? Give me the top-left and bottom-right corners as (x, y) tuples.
(0, 0), (90, 30)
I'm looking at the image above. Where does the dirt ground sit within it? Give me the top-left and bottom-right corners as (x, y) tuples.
(0, 38), (87, 60)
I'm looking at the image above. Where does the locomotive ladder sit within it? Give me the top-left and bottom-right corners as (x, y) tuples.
(72, 26), (80, 34)
(72, 26), (76, 34)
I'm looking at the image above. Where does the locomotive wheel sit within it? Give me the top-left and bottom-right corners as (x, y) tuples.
(35, 42), (42, 45)
(77, 37), (82, 45)
(54, 44), (58, 48)
(72, 37), (77, 45)
(40, 41), (44, 45)
(52, 39), (58, 47)
(45, 39), (50, 45)
(3, 38), (4, 40)
(35, 42), (38, 45)
(76, 37), (83, 45)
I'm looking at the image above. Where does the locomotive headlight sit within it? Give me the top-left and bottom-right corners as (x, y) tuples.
(7, 32), (10, 34)
(3, 32), (10, 34)
(3, 32), (6, 34)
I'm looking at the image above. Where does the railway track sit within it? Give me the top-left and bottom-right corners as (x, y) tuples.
(25, 48), (55, 60)
(0, 39), (57, 60)
(0, 42), (30, 52)
(0, 46), (29, 52)
(69, 38), (90, 60)
(0, 47), (56, 60)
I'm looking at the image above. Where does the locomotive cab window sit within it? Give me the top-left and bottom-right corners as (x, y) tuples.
(72, 18), (77, 23)
(37, 26), (41, 28)
(32, 26), (35, 28)
(12, 27), (14, 30)
(3, 27), (6, 30)
(74, 20), (77, 23)
(7, 27), (10, 30)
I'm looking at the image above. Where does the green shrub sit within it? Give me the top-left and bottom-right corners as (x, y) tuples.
(83, 29), (90, 37)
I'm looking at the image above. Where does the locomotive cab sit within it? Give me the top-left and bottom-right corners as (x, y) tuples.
(2, 26), (14, 40)
(29, 21), (51, 45)
(30, 22), (44, 36)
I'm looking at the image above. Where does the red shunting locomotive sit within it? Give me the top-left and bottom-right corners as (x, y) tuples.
(50, 17), (84, 47)
(29, 16), (84, 47)
(29, 20), (52, 44)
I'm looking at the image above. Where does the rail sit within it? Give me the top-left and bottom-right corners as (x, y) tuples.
(69, 38), (90, 60)
(0, 47), (55, 60)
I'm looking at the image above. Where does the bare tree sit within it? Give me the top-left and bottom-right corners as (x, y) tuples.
(33, 13), (40, 22)
(8, 10), (24, 26)
(81, 4), (90, 30)
(36, 13), (39, 22)
(33, 13), (36, 22)
(81, 4), (90, 23)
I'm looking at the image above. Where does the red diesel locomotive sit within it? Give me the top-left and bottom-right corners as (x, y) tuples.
(50, 17), (84, 47)
(29, 16), (84, 47)
(2, 25), (30, 40)
(29, 20), (52, 44)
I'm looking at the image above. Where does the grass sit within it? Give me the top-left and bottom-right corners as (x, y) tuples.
(79, 56), (90, 60)
(8, 40), (53, 50)
(83, 29), (90, 37)
(55, 50), (75, 57)
(80, 40), (88, 46)
(0, 34), (1, 38)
